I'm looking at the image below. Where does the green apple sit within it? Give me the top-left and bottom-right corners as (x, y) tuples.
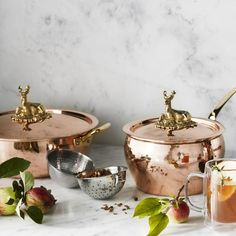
(0, 187), (16, 215)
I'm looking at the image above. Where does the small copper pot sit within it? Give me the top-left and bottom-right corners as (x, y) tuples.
(123, 88), (236, 196)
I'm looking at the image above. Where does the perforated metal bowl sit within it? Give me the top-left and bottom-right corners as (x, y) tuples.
(77, 166), (127, 199)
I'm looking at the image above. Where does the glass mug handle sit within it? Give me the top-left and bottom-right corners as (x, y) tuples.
(185, 173), (204, 212)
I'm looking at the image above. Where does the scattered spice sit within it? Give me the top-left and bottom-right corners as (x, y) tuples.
(100, 203), (131, 215)
(101, 204), (114, 212)
(77, 168), (112, 178)
(109, 206), (114, 212)
(133, 196), (138, 201)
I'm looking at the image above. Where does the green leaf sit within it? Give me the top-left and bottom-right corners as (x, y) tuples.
(133, 198), (163, 218)
(13, 182), (23, 200)
(5, 197), (15, 205)
(160, 198), (170, 203)
(12, 180), (19, 191)
(20, 171), (34, 193)
(12, 180), (24, 199)
(20, 209), (25, 219)
(0, 158), (30, 178)
(148, 213), (169, 236)
(19, 179), (24, 190)
(26, 206), (43, 224)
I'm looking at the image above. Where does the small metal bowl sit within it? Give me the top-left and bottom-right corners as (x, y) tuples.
(76, 166), (127, 200)
(47, 149), (95, 188)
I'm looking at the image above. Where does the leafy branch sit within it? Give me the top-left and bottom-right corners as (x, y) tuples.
(13, 171), (43, 224)
(0, 158), (43, 223)
(133, 185), (189, 236)
(212, 164), (232, 186)
(133, 197), (170, 236)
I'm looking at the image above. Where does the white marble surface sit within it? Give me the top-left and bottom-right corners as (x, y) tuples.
(0, 0), (236, 155)
(0, 144), (236, 236)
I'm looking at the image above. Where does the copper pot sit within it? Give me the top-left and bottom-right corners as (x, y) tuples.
(0, 86), (110, 177)
(123, 88), (236, 196)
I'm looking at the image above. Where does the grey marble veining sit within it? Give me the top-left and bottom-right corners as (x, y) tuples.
(0, 0), (235, 155)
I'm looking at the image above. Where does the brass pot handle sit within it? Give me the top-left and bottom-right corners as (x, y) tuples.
(208, 88), (236, 120)
(74, 123), (111, 145)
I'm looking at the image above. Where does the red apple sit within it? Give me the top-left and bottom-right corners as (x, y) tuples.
(168, 199), (190, 223)
(25, 187), (56, 213)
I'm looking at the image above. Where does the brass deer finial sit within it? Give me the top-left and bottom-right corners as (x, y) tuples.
(155, 90), (197, 136)
(11, 85), (52, 131)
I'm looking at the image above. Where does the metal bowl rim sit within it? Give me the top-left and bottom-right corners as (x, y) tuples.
(47, 149), (94, 177)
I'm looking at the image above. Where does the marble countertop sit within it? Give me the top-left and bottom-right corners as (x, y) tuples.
(1, 144), (235, 236)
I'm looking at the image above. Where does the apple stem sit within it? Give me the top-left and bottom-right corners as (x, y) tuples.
(176, 184), (185, 201)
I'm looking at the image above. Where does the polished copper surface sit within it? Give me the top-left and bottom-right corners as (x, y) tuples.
(0, 109), (98, 141)
(0, 109), (108, 178)
(124, 134), (224, 196)
(123, 117), (224, 144)
(123, 116), (225, 195)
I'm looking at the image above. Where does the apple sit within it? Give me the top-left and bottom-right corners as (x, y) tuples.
(168, 199), (190, 223)
(25, 187), (56, 213)
(0, 187), (16, 216)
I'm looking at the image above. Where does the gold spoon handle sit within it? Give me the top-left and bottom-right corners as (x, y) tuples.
(208, 88), (236, 120)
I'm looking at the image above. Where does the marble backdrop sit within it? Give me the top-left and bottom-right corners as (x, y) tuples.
(0, 0), (235, 154)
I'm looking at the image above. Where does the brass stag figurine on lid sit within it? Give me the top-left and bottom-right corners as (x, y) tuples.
(155, 90), (197, 136)
(11, 85), (52, 131)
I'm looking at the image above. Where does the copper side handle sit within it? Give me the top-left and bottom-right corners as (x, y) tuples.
(74, 123), (111, 145)
(208, 88), (236, 120)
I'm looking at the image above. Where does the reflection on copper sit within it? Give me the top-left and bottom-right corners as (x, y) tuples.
(124, 135), (225, 196)
(14, 141), (40, 153)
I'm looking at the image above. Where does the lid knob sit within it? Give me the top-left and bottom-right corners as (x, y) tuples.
(155, 90), (197, 136)
(11, 85), (52, 131)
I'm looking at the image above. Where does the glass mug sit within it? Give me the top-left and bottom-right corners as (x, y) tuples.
(185, 159), (236, 228)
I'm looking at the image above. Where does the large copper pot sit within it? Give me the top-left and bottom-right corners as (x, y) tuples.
(0, 86), (110, 177)
(123, 88), (236, 196)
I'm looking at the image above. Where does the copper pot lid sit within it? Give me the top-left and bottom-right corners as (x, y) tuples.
(123, 117), (224, 144)
(123, 90), (229, 144)
(0, 109), (99, 141)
